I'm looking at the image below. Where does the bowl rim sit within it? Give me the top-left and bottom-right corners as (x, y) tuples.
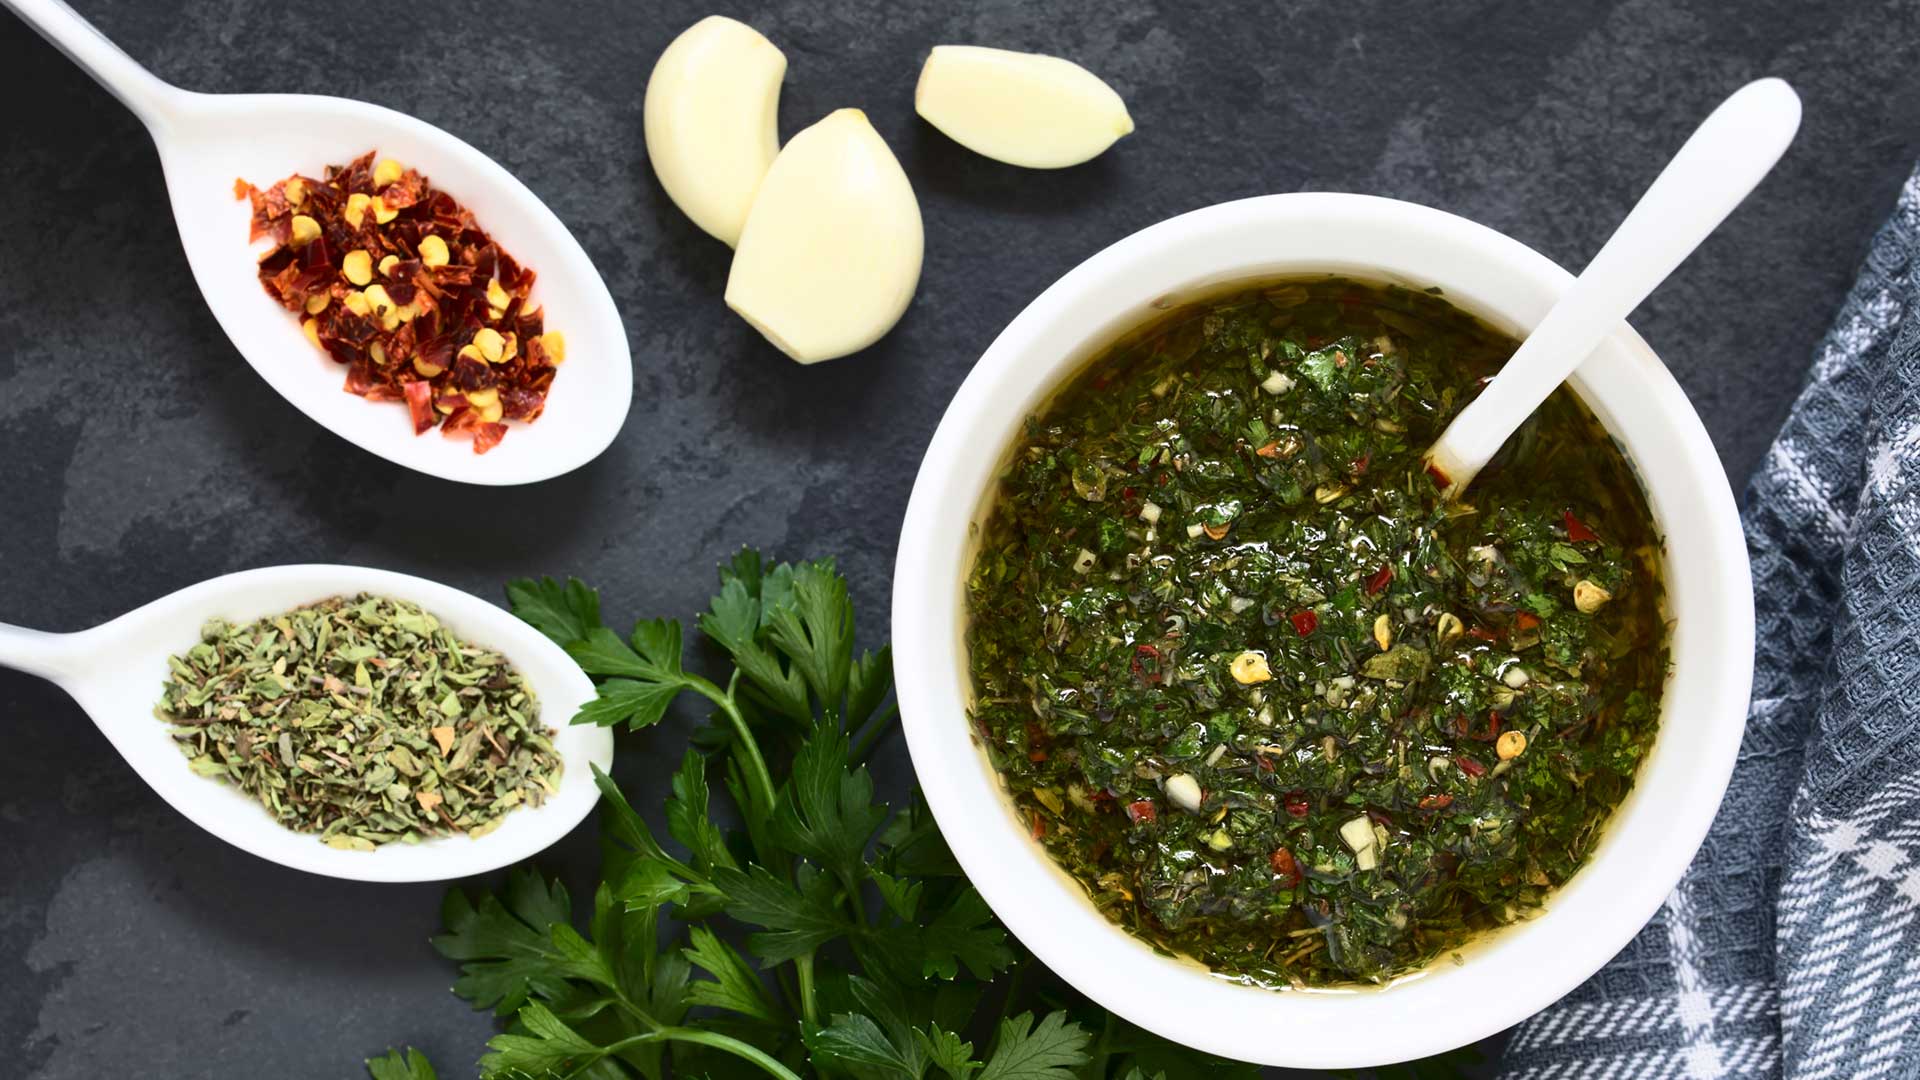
(891, 192), (1755, 1068)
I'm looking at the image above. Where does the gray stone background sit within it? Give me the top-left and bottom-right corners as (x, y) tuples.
(1, 1), (1917, 1077)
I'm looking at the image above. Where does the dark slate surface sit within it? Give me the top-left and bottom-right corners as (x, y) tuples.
(1, 1), (1916, 1077)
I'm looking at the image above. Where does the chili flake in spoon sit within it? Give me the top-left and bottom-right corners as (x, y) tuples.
(237, 151), (565, 454)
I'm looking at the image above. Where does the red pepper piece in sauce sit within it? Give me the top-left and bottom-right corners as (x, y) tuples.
(1290, 610), (1319, 636)
(1283, 790), (1311, 818)
(1466, 624), (1502, 643)
(1130, 643), (1163, 685)
(1457, 756), (1488, 778)
(1514, 611), (1542, 632)
(1029, 809), (1046, 840)
(1269, 847), (1303, 887)
(1364, 564), (1394, 595)
(1125, 799), (1157, 824)
(1418, 794), (1454, 810)
(1564, 510), (1600, 543)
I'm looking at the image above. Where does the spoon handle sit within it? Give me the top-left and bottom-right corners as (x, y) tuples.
(1, 0), (181, 129)
(0, 621), (83, 683)
(1427, 78), (1802, 495)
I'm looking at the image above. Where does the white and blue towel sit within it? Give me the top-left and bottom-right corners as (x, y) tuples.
(1501, 164), (1920, 1079)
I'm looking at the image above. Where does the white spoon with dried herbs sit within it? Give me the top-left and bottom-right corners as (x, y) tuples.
(1425, 78), (1802, 495)
(2, 0), (631, 485)
(0, 565), (609, 882)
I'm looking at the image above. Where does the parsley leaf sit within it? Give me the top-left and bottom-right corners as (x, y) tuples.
(480, 1002), (606, 1077)
(768, 728), (888, 880)
(715, 862), (850, 962)
(683, 925), (783, 1025)
(506, 576), (602, 647)
(434, 868), (584, 1016)
(365, 1048), (436, 1080)
(805, 1013), (924, 1080)
(977, 1013), (1092, 1080)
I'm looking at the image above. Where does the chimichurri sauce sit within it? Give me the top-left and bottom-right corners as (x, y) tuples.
(966, 279), (1667, 987)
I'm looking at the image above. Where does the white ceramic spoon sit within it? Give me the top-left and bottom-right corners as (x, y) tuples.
(3, 0), (632, 486)
(1426, 78), (1802, 495)
(0, 565), (611, 882)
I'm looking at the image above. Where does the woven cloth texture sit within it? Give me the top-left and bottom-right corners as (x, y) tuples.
(1500, 164), (1920, 1079)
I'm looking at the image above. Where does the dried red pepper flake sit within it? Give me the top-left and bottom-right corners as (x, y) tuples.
(1269, 847), (1303, 887)
(1283, 790), (1311, 818)
(1514, 611), (1542, 632)
(1418, 794), (1454, 810)
(1290, 610), (1319, 636)
(1456, 711), (1503, 742)
(237, 150), (565, 456)
(1457, 756), (1488, 778)
(1124, 799), (1157, 824)
(1466, 624), (1501, 643)
(1029, 809), (1046, 840)
(1364, 564), (1394, 595)
(1564, 509), (1600, 543)
(1130, 643), (1163, 684)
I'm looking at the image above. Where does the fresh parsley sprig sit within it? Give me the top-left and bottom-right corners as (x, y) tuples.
(370, 550), (1264, 1080)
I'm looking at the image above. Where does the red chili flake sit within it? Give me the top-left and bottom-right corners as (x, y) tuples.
(1029, 809), (1046, 840)
(1367, 809), (1394, 828)
(1457, 757), (1487, 778)
(1125, 799), (1157, 824)
(1254, 441), (1281, 458)
(1425, 462), (1452, 490)
(238, 150), (563, 456)
(1514, 611), (1542, 632)
(1456, 711), (1502, 742)
(1254, 754), (1275, 773)
(1364, 564), (1394, 595)
(1283, 790), (1311, 818)
(1091, 789), (1116, 807)
(1564, 510), (1600, 543)
(1290, 610), (1319, 636)
(1130, 643), (1163, 685)
(1466, 624), (1502, 643)
(1351, 450), (1371, 476)
(1418, 794), (1454, 810)
(1269, 847), (1303, 888)
(1028, 748), (1048, 763)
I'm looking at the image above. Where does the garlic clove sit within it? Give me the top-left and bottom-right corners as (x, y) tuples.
(914, 45), (1133, 169)
(644, 15), (786, 247)
(725, 109), (923, 364)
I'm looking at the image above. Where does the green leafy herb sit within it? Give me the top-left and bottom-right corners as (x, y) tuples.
(370, 552), (1259, 1080)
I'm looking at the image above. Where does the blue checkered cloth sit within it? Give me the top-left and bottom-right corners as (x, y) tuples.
(1500, 166), (1920, 1079)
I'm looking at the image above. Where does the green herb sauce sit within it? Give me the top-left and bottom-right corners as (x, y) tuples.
(966, 278), (1667, 987)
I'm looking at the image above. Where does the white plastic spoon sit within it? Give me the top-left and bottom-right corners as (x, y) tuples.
(0, 565), (611, 882)
(1425, 78), (1801, 496)
(2, 0), (632, 486)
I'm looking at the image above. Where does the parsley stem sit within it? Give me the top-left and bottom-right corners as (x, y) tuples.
(795, 952), (819, 1026)
(585, 1027), (803, 1080)
(689, 670), (777, 815)
(848, 700), (899, 764)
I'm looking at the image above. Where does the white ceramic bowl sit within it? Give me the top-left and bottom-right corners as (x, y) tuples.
(892, 193), (1754, 1069)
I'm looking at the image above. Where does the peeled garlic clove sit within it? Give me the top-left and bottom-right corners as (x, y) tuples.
(725, 109), (923, 364)
(644, 15), (786, 246)
(914, 45), (1133, 169)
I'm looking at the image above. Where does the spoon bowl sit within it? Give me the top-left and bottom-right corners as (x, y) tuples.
(6, 0), (632, 486)
(0, 565), (611, 882)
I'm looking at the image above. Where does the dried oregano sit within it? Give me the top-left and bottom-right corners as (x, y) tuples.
(154, 594), (561, 849)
